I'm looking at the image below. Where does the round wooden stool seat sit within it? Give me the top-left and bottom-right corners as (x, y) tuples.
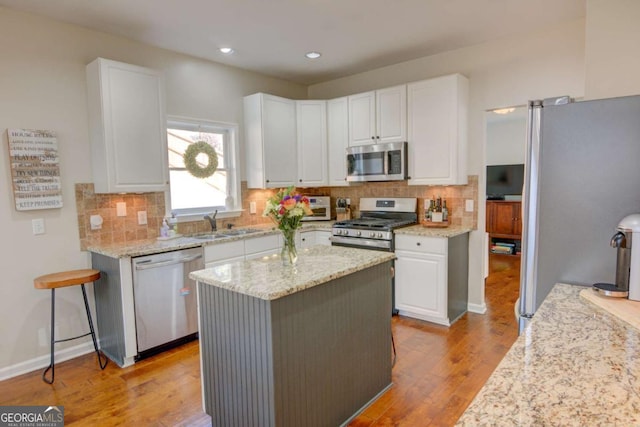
(34, 269), (101, 290)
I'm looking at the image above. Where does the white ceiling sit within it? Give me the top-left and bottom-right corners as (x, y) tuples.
(0, 0), (585, 85)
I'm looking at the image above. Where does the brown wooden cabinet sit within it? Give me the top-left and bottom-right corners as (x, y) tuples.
(486, 200), (522, 256)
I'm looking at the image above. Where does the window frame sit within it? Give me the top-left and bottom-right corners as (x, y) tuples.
(165, 115), (242, 222)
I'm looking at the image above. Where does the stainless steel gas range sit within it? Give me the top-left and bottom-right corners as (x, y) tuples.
(331, 197), (418, 252)
(331, 197), (417, 315)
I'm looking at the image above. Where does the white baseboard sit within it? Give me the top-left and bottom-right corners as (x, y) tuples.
(0, 342), (95, 381)
(467, 302), (487, 314)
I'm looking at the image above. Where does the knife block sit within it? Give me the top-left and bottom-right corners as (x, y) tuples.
(336, 208), (351, 221)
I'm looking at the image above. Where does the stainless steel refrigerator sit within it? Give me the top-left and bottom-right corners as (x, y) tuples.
(518, 95), (640, 332)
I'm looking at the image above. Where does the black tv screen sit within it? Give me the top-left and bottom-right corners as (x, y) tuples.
(486, 164), (524, 199)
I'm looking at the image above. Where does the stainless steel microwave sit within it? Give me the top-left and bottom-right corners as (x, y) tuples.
(346, 141), (408, 182)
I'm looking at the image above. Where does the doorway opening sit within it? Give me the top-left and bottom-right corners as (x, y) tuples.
(484, 106), (526, 309)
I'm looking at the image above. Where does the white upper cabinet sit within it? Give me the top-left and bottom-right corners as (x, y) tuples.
(407, 74), (468, 186)
(327, 97), (349, 186)
(244, 93), (297, 188)
(348, 85), (407, 146)
(86, 58), (169, 193)
(296, 100), (328, 186)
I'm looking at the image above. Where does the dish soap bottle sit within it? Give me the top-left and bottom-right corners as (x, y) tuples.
(160, 219), (169, 238)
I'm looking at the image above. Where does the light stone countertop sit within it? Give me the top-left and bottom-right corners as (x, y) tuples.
(189, 245), (395, 300)
(86, 221), (334, 258)
(394, 224), (472, 238)
(456, 283), (640, 426)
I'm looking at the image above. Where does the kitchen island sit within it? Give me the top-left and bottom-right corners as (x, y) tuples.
(190, 245), (395, 427)
(457, 283), (640, 426)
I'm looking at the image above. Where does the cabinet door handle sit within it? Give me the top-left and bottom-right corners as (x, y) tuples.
(371, 136), (375, 140)
(416, 242), (421, 246)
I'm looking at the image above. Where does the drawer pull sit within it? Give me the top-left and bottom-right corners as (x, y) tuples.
(416, 242), (421, 246)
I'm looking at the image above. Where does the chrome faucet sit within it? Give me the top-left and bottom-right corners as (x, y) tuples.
(204, 210), (218, 231)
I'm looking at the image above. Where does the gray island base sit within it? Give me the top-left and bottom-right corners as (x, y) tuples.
(191, 245), (395, 427)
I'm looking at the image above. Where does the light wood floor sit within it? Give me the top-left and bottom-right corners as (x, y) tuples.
(0, 255), (520, 426)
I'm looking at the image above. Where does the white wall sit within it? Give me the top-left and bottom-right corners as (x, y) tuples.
(486, 115), (527, 166)
(0, 6), (305, 375)
(309, 19), (586, 312)
(585, 0), (640, 99)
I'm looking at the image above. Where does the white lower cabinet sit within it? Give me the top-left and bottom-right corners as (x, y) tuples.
(204, 235), (280, 267)
(395, 235), (448, 325)
(299, 230), (316, 248)
(299, 229), (332, 248)
(315, 231), (332, 246)
(394, 233), (469, 326)
(204, 231), (332, 267)
(245, 235), (281, 260)
(204, 240), (245, 268)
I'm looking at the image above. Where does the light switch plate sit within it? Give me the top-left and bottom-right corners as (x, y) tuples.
(465, 199), (474, 212)
(32, 218), (45, 235)
(249, 201), (257, 214)
(137, 211), (147, 225)
(116, 202), (127, 217)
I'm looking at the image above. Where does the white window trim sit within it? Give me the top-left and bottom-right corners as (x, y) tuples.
(165, 115), (242, 222)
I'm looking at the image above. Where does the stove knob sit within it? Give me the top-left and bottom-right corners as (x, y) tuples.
(369, 232), (376, 238)
(356, 231), (362, 236)
(378, 233), (384, 238)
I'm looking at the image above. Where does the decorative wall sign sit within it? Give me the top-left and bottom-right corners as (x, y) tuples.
(7, 128), (63, 210)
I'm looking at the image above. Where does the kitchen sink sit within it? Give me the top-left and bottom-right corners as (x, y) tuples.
(218, 228), (262, 237)
(190, 228), (263, 240)
(191, 233), (226, 240)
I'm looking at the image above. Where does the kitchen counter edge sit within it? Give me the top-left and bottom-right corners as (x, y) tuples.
(85, 222), (335, 258)
(394, 224), (472, 238)
(456, 283), (640, 426)
(190, 245), (395, 300)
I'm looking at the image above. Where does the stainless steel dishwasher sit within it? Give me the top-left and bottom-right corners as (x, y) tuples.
(132, 246), (203, 360)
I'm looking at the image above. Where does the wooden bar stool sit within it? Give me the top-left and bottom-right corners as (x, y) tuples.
(34, 269), (108, 384)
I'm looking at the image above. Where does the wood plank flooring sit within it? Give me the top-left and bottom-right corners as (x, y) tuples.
(0, 256), (520, 426)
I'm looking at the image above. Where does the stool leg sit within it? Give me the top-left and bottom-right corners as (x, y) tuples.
(42, 289), (55, 384)
(81, 284), (107, 370)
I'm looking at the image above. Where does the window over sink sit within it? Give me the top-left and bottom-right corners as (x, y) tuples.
(166, 117), (240, 220)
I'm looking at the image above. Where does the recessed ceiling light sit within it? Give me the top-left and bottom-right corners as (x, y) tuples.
(219, 47), (234, 54)
(305, 51), (321, 59)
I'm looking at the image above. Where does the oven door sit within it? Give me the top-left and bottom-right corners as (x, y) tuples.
(330, 235), (392, 251)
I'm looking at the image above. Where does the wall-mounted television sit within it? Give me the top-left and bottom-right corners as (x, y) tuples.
(486, 164), (524, 199)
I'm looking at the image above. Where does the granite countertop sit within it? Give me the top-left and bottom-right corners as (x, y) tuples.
(86, 221), (335, 258)
(394, 224), (472, 238)
(457, 283), (640, 426)
(189, 245), (395, 300)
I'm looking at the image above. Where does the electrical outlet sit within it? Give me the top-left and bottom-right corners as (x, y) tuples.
(32, 218), (45, 235)
(465, 199), (474, 212)
(137, 211), (148, 225)
(116, 202), (127, 217)
(249, 201), (257, 214)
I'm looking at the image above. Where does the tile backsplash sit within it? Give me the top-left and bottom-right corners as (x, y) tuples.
(75, 177), (477, 250)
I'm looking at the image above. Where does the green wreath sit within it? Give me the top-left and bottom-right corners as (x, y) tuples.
(183, 141), (218, 178)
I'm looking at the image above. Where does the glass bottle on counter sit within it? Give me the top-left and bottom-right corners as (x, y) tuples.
(426, 199), (434, 222)
(442, 199), (449, 222)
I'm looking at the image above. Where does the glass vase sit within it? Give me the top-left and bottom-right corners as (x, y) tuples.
(281, 229), (298, 266)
